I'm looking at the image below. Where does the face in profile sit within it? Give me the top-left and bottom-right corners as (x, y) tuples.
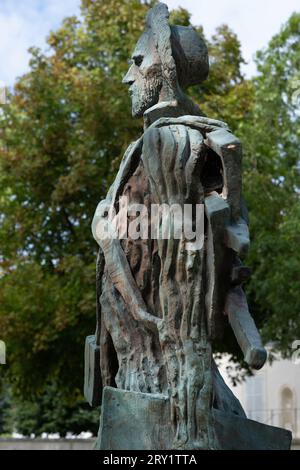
(122, 31), (163, 118)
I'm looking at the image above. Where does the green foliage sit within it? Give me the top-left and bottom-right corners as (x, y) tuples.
(0, 0), (299, 433)
(0, 0), (152, 399)
(0, 0), (154, 433)
(0, 384), (11, 436)
(169, 6), (191, 27)
(3, 381), (99, 437)
(191, 25), (254, 133)
(242, 13), (300, 352)
(0, 260), (95, 398)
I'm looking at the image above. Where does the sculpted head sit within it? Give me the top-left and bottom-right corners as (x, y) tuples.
(122, 30), (163, 118)
(122, 2), (209, 118)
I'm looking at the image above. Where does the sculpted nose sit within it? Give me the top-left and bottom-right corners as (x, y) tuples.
(122, 65), (135, 86)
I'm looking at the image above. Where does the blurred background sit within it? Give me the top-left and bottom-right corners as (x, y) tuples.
(0, 0), (299, 449)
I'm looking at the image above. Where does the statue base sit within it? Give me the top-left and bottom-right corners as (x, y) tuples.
(95, 387), (292, 450)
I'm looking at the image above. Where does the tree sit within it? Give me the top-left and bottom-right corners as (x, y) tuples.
(0, 0), (247, 403)
(0, 0), (250, 429)
(241, 13), (300, 353)
(2, 381), (99, 437)
(0, 384), (11, 436)
(0, 0), (155, 431)
(0, 0), (299, 434)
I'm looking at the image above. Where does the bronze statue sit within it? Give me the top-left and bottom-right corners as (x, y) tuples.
(85, 3), (291, 450)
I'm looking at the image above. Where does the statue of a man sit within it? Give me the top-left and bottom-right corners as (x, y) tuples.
(86, 2), (272, 450)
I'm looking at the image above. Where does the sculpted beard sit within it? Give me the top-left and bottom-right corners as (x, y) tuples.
(131, 65), (163, 117)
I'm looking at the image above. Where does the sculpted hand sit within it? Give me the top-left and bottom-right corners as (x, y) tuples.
(92, 199), (159, 332)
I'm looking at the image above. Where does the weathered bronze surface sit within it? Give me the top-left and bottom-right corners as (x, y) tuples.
(85, 2), (291, 450)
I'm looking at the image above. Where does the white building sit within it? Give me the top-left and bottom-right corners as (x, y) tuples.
(220, 354), (300, 440)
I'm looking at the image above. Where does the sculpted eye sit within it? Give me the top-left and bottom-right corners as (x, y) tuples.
(134, 56), (143, 67)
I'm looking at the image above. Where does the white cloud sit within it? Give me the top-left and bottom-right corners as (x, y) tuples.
(0, 0), (81, 86)
(0, 0), (299, 86)
(165, 0), (299, 77)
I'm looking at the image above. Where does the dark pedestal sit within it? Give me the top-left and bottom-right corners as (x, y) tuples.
(96, 387), (292, 450)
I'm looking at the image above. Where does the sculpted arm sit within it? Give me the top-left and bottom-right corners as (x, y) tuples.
(91, 140), (159, 331)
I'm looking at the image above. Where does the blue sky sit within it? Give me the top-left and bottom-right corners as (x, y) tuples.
(0, 0), (81, 86)
(0, 0), (299, 86)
